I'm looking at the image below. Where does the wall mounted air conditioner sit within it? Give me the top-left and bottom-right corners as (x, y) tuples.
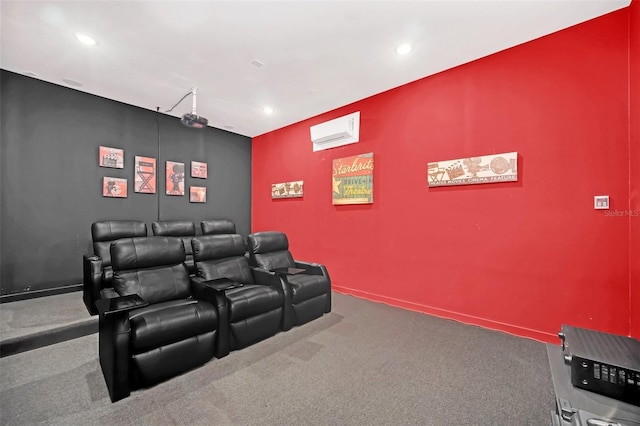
(310, 111), (360, 152)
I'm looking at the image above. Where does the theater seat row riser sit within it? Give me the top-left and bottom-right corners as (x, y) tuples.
(85, 220), (331, 402)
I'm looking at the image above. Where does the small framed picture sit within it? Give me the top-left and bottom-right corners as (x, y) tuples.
(103, 177), (127, 198)
(166, 161), (185, 196)
(99, 146), (124, 169)
(272, 180), (304, 199)
(191, 161), (208, 179)
(134, 156), (156, 194)
(190, 186), (207, 203)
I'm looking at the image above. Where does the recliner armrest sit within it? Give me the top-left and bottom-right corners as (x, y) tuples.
(189, 277), (238, 359)
(251, 267), (286, 287)
(96, 294), (145, 403)
(190, 276), (242, 294)
(251, 266), (293, 331)
(203, 277), (244, 291)
(294, 260), (332, 316)
(83, 254), (103, 315)
(95, 294), (148, 317)
(270, 267), (306, 275)
(294, 260), (325, 276)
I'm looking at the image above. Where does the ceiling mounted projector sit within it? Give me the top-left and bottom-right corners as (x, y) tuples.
(166, 87), (208, 129)
(181, 112), (208, 129)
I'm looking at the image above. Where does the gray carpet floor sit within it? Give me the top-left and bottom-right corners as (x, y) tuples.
(0, 292), (555, 425)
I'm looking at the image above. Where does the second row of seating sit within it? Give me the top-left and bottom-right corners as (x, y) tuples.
(84, 219), (237, 314)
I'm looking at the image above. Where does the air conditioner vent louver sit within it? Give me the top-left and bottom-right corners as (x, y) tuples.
(316, 131), (352, 144)
(310, 111), (360, 151)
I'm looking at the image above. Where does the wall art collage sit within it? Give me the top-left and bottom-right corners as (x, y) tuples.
(270, 150), (518, 206)
(99, 145), (208, 202)
(271, 152), (375, 205)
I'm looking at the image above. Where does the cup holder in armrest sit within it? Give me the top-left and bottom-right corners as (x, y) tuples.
(202, 277), (244, 291)
(270, 267), (306, 275)
(96, 294), (148, 317)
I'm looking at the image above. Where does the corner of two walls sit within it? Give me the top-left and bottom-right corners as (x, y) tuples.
(252, 7), (635, 342)
(628, 0), (640, 339)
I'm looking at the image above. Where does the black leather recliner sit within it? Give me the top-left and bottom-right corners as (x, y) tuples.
(96, 236), (221, 402)
(201, 219), (237, 235)
(151, 220), (197, 274)
(83, 220), (148, 315)
(246, 231), (331, 331)
(191, 234), (284, 356)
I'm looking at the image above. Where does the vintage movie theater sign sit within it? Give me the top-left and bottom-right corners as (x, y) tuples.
(332, 152), (373, 205)
(427, 152), (518, 187)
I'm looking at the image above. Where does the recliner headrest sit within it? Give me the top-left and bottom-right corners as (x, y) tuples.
(92, 220), (147, 242)
(247, 231), (289, 254)
(151, 220), (196, 237)
(111, 237), (185, 270)
(201, 219), (236, 235)
(192, 234), (246, 260)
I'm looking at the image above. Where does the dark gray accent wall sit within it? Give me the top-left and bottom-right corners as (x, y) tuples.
(0, 70), (251, 296)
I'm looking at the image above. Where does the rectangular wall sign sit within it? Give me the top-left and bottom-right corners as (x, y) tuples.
(427, 152), (518, 187)
(332, 152), (374, 205)
(272, 180), (304, 199)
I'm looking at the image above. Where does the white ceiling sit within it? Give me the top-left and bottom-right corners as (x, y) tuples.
(0, 1), (630, 138)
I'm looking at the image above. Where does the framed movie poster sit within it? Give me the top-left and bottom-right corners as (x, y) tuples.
(134, 156), (156, 193)
(166, 161), (185, 195)
(332, 152), (374, 205)
(99, 146), (124, 169)
(191, 161), (208, 179)
(102, 177), (127, 198)
(190, 186), (207, 203)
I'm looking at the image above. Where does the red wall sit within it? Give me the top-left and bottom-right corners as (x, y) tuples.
(629, 0), (640, 339)
(252, 7), (635, 342)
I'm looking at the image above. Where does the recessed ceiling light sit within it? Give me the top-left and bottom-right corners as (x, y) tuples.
(74, 33), (96, 46)
(263, 106), (274, 115)
(396, 43), (412, 55)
